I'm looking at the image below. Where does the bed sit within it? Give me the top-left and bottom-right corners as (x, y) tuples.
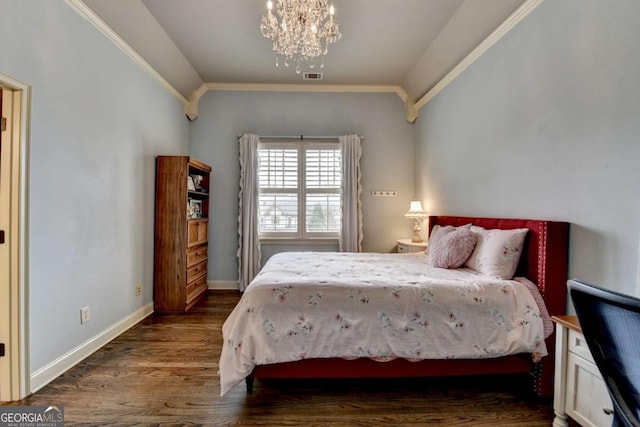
(220, 216), (569, 397)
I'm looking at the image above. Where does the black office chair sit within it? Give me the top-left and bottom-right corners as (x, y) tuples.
(568, 279), (640, 427)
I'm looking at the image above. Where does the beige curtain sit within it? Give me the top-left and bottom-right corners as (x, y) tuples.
(237, 133), (261, 291)
(339, 134), (363, 252)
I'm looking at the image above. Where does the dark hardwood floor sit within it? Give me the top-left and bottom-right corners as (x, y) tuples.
(9, 291), (556, 426)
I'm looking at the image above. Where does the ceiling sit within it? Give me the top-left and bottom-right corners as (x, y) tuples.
(83, 0), (526, 101)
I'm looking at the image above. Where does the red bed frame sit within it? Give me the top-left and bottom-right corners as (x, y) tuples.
(247, 216), (569, 397)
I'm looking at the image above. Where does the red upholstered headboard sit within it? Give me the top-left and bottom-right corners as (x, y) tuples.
(428, 216), (570, 318)
(429, 216), (569, 395)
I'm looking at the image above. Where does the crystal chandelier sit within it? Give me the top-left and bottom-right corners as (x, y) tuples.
(260, 0), (342, 73)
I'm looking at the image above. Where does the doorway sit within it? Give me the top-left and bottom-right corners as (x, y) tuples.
(0, 72), (30, 402)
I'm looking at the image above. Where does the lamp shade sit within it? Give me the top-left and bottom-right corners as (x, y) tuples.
(404, 200), (428, 219)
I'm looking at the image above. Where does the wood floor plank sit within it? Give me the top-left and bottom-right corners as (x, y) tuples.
(8, 291), (555, 426)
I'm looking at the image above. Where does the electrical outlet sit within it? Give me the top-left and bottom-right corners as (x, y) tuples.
(135, 284), (142, 296)
(80, 306), (90, 324)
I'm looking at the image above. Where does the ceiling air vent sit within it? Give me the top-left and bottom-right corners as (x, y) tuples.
(303, 72), (323, 80)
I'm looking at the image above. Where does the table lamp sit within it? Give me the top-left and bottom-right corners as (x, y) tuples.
(404, 200), (428, 242)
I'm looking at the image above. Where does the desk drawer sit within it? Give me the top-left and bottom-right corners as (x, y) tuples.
(568, 329), (595, 364)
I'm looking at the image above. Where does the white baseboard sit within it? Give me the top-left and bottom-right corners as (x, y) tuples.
(30, 302), (154, 394)
(208, 280), (239, 290)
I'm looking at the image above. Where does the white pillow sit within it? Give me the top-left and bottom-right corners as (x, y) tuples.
(464, 226), (528, 279)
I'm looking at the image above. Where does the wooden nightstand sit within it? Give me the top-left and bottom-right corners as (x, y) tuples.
(396, 239), (428, 253)
(552, 315), (614, 427)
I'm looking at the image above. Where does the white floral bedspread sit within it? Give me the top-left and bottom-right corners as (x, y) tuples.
(220, 252), (548, 395)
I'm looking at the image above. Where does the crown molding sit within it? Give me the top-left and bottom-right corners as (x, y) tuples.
(65, 0), (188, 107)
(204, 82), (407, 101)
(185, 82), (409, 121)
(414, 0), (544, 111)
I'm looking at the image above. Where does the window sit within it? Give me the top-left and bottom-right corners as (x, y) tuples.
(258, 141), (341, 239)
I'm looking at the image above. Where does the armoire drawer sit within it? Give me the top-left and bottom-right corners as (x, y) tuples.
(186, 275), (208, 308)
(187, 219), (208, 247)
(186, 260), (207, 284)
(187, 245), (208, 267)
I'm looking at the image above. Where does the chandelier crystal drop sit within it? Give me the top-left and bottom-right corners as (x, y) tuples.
(260, 0), (341, 72)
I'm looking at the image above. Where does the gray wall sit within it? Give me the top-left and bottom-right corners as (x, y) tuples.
(189, 91), (415, 282)
(415, 0), (640, 297)
(0, 1), (188, 372)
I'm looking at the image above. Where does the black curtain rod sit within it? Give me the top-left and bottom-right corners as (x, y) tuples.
(237, 134), (364, 141)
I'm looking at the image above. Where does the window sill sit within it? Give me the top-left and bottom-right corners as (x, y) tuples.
(260, 238), (339, 245)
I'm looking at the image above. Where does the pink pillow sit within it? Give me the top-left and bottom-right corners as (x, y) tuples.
(428, 226), (477, 269)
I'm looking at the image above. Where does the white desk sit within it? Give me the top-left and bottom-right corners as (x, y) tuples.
(552, 315), (614, 427)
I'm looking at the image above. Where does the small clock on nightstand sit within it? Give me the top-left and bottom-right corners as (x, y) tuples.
(397, 239), (428, 253)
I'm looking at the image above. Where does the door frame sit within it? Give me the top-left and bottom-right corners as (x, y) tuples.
(0, 71), (31, 401)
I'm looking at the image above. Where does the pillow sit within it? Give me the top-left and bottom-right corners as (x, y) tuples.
(426, 225), (455, 256)
(464, 226), (528, 279)
(426, 225), (449, 252)
(428, 226), (477, 269)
